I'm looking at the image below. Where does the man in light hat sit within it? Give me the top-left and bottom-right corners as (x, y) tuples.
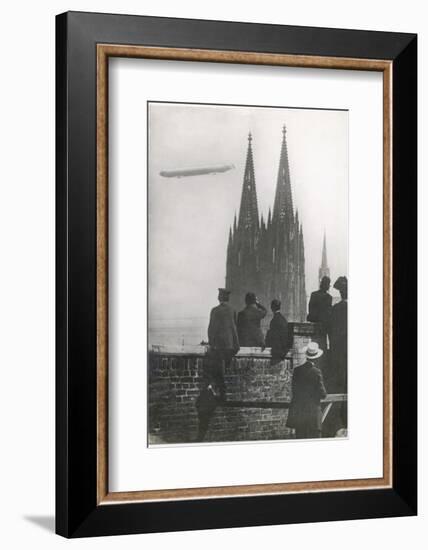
(206, 288), (240, 401)
(286, 342), (327, 439)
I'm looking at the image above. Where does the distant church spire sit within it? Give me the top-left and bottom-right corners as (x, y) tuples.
(273, 125), (294, 224)
(237, 131), (259, 239)
(318, 230), (330, 282)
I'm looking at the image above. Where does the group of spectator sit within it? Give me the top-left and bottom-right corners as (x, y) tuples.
(206, 290), (292, 400)
(301, 275), (348, 437)
(197, 276), (348, 440)
(237, 292), (292, 364)
(307, 275), (348, 398)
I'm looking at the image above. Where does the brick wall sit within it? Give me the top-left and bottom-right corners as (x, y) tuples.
(149, 323), (321, 444)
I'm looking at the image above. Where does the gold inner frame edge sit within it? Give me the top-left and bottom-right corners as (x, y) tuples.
(96, 44), (393, 505)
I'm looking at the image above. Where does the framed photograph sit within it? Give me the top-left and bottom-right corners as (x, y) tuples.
(56, 11), (417, 537)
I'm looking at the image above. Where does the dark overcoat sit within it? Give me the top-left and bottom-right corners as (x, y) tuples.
(208, 303), (239, 351)
(265, 311), (290, 361)
(286, 361), (327, 432)
(237, 303), (267, 347)
(307, 289), (332, 326)
(327, 299), (348, 392)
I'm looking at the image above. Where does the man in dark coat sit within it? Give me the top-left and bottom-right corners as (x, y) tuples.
(206, 288), (240, 400)
(265, 299), (291, 365)
(322, 276), (348, 437)
(307, 276), (332, 351)
(237, 292), (267, 347)
(328, 276), (348, 393)
(286, 342), (327, 439)
(195, 384), (218, 442)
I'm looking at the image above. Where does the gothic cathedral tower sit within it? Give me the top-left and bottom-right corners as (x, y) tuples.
(225, 127), (307, 322)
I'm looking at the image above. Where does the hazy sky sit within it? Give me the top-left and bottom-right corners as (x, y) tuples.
(148, 102), (348, 321)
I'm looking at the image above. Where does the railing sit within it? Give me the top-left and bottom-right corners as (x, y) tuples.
(222, 393), (347, 409)
(150, 322), (322, 355)
(150, 345), (281, 358)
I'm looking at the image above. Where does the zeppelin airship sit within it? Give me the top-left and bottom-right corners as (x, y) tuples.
(159, 164), (235, 178)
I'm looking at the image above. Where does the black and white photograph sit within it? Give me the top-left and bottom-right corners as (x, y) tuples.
(0, 0), (420, 545)
(148, 102), (348, 445)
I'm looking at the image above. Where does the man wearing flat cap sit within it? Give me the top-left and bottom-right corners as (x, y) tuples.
(206, 288), (240, 401)
(265, 299), (291, 365)
(286, 342), (327, 439)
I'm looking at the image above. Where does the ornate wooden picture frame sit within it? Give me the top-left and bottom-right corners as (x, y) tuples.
(56, 11), (417, 537)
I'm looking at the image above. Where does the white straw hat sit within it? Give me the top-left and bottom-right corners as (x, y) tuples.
(303, 341), (323, 360)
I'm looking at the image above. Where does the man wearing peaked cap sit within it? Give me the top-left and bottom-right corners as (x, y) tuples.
(206, 288), (240, 401)
(196, 288), (239, 441)
(217, 288), (231, 301)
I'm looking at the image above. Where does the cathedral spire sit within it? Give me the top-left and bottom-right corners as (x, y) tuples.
(318, 230), (330, 282)
(237, 131), (259, 238)
(295, 209), (299, 232)
(225, 125), (307, 322)
(272, 124), (294, 225)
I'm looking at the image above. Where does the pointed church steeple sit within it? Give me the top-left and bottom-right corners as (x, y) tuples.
(227, 225), (233, 261)
(228, 226), (233, 246)
(225, 126), (307, 322)
(237, 132), (259, 239)
(272, 125), (294, 225)
(318, 230), (330, 282)
(294, 209), (300, 236)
